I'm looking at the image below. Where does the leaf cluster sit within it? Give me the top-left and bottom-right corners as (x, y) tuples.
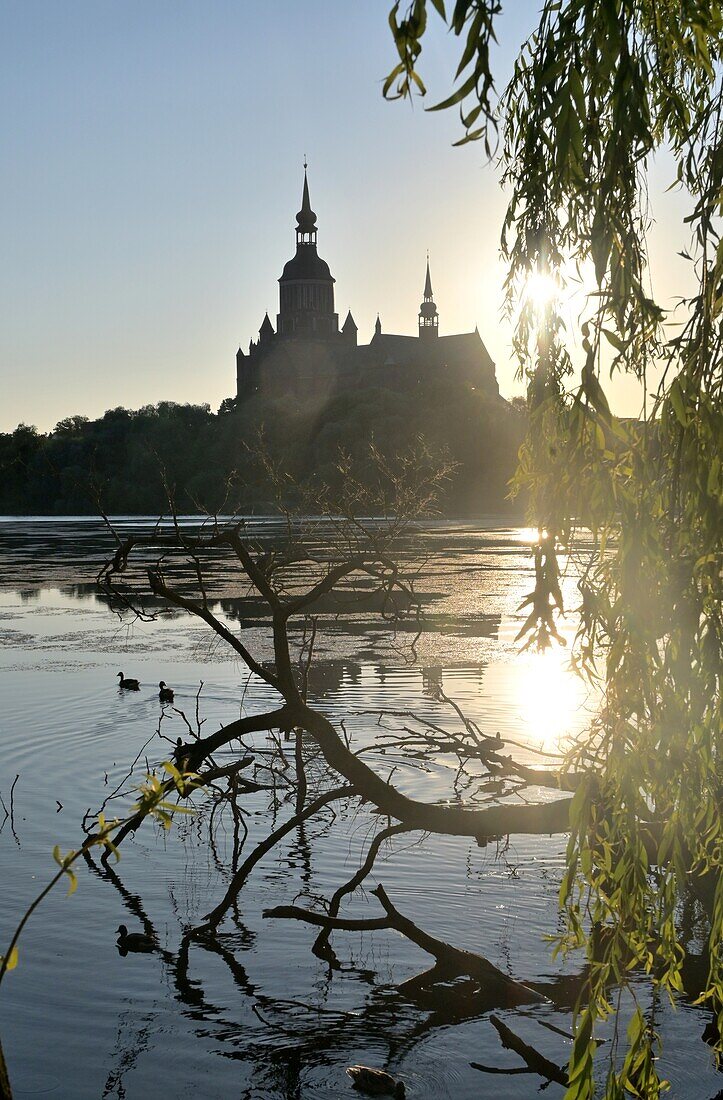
(385, 2), (723, 1094)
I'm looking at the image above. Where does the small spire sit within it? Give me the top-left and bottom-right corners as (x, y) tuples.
(342, 309), (357, 345)
(259, 312), (274, 341)
(374, 314), (382, 336)
(296, 164), (317, 235)
(419, 256), (439, 338)
(424, 254), (433, 299)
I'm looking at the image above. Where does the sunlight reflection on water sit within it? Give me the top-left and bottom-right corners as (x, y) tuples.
(0, 518), (715, 1100)
(514, 650), (592, 751)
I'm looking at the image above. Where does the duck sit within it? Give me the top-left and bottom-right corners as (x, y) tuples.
(117, 672), (140, 691)
(116, 924), (156, 952)
(346, 1066), (405, 1098)
(158, 680), (174, 703)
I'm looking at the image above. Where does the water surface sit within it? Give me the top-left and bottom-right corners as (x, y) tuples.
(0, 518), (717, 1098)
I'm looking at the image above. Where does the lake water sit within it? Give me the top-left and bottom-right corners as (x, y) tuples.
(0, 518), (718, 1099)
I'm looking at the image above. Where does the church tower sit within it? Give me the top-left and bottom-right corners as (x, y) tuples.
(277, 166), (338, 338)
(418, 256), (439, 339)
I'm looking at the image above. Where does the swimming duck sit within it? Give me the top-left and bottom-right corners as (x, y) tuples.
(346, 1066), (405, 1098)
(116, 925), (156, 952)
(158, 681), (174, 703)
(117, 672), (140, 691)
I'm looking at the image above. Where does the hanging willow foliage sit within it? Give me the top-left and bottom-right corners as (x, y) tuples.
(386, 2), (723, 1096)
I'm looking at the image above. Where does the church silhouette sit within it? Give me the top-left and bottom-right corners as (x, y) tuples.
(236, 168), (500, 403)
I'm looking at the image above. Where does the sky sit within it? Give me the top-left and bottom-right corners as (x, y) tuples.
(0, 1), (694, 432)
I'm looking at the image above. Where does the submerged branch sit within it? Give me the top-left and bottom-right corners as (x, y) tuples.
(265, 882), (547, 1005)
(477, 1014), (569, 1087)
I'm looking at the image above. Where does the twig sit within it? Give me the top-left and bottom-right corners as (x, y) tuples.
(9, 776), (19, 846)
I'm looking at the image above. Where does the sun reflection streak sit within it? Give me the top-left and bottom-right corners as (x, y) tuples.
(515, 648), (590, 751)
(513, 526), (542, 544)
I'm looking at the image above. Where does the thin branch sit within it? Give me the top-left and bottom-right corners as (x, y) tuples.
(197, 785), (355, 931)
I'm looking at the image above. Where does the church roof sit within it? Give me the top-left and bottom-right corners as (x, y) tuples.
(279, 246), (334, 282)
(363, 330), (495, 374)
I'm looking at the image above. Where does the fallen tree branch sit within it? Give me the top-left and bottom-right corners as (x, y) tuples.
(471, 1014), (568, 1087)
(265, 882), (547, 1005)
(299, 704), (572, 841)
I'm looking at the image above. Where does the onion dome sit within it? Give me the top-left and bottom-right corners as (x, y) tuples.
(277, 164), (338, 338)
(419, 258), (438, 316)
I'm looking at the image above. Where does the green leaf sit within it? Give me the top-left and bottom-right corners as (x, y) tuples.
(602, 328), (626, 352)
(0, 946), (19, 972)
(669, 377), (688, 427)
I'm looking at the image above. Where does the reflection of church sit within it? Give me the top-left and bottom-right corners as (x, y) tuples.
(235, 168), (500, 402)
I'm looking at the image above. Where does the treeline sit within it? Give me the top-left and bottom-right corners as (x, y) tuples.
(0, 379), (526, 515)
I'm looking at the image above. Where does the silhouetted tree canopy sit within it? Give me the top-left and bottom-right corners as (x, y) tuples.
(0, 385), (524, 515)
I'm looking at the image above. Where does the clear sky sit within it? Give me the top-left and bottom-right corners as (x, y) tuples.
(1, 1), (693, 431)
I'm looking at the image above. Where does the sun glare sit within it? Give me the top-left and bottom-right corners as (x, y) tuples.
(513, 526), (543, 544)
(524, 270), (558, 314)
(516, 649), (590, 750)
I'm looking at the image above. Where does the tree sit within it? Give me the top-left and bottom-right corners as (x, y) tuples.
(53, 415), (89, 436)
(385, 2), (722, 1095)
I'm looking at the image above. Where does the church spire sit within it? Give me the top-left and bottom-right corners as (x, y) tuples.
(295, 161), (317, 245)
(278, 163), (338, 339)
(419, 253), (439, 338)
(424, 256), (433, 298)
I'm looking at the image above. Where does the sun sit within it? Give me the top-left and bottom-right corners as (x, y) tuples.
(524, 270), (558, 314)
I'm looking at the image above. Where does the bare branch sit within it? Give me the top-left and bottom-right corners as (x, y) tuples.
(197, 785), (355, 931)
